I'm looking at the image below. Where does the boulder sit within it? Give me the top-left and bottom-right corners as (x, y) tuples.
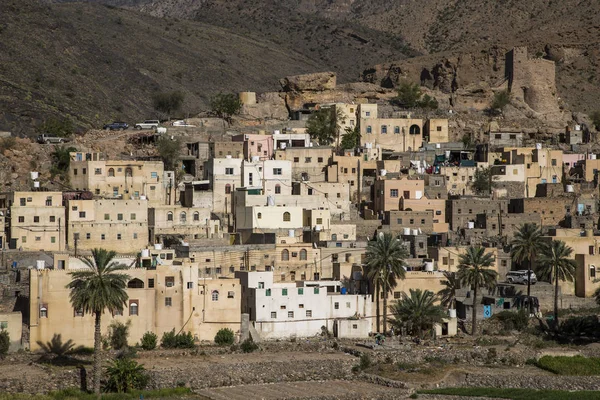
(280, 72), (336, 92)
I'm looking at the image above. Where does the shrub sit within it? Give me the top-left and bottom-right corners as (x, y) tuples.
(240, 338), (258, 353)
(141, 332), (158, 351)
(152, 91), (185, 119)
(590, 111), (600, 130)
(161, 329), (195, 349)
(491, 90), (511, 112)
(38, 118), (74, 137)
(109, 321), (130, 350)
(0, 330), (9, 356)
(536, 355), (600, 376)
(104, 358), (149, 393)
(359, 353), (372, 370)
(493, 310), (529, 332)
(0, 137), (16, 152)
(214, 328), (235, 346)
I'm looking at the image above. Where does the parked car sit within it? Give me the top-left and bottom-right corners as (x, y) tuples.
(134, 120), (160, 130)
(103, 122), (129, 131)
(172, 120), (196, 127)
(37, 134), (66, 144)
(506, 270), (537, 285)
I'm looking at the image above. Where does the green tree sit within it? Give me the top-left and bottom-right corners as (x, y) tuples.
(389, 289), (446, 338)
(66, 248), (130, 394)
(511, 223), (547, 314)
(393, 82), (422, 108)
(152, 91), (185, 120)
(340, 125), (360, 150)
(156, 136), (181, 173)
(0, 329), (9, 356)
(491, 90), (511, 113)
(210, 92), (242, 124)
(364, 233), (409, 333)
(38, 118), (75, 137)
(36, 334), (84, 360)
(457, 247), (498, 335)
(417, 94), (439, 110)
(438, 271), (459, 309)
(214, 328), (235, 346)
(108, 320), (130, 350)
(104, 358), (148, 393)
(537, 240), (577, 327)
(590, 111), (600, 131)
(471, 167), (496, 195)
(306, 107), (345, 147)
(50, 146), (77, 178)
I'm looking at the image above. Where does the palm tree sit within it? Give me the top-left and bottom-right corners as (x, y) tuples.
(457, 246), (498, 335)
(389, 289), (446, 338)
(537, 240), (577, 327)
(37, 333), (84, 360)
(364, 232), (409, 333)
(66, 248), (130, 394)
(511, 223), (546, 314)
(438, 271), (459, 310)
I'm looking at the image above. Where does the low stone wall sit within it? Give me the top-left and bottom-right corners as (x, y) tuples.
(458, 373), (600, 391)
(147, 359), (355, 390)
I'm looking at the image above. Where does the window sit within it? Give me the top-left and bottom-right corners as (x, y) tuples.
(305, 157), (312, 163)
(390, 189), (399, 198)
(271, 312), (277, 318)
(299, 249), (307, 260)
(108, 168), (115, 177)
(225, 184), (231, 194)
(283, 212), (291, 222)
(82, 168), (87, 175)
(314, 287), (319, 294)
(227, 291), (234, 298)
(180, 212), (187, 223)
(32, 216), (40, 223)
(40, 306), (48, 318)
(381, 125), (387, 134)
(19, 198), (26, 206)
(163, 297), (172, 307)
(298, 288), (304, 295)
(117, 213), (123, 221)
(131, 213), (136, 220)
(293, 157), (299, 162)
(551, 159), (557, 166)
(113, 309), (123, 316)
(101, 234), (106, 240)
(50, 216), (56, 222)
(394, 126), (400, 134)
(443, 257), (448, 265)
(282, 288), (288, 296)
(306, 310), (312, 317)
(18, 216), (24, 223)
(148, 279), (155, 288)
(275, 184), (281, 194)
(104, 213), (110, 220)
(192, 212), (199, 222)
(273, 168), (282, 175)
(79, 211), (86, 218)
(366, 125), (372, 134)
(50, 236), (56, 244)
(225, 168), (234, 175)
(94, 168), (102, 175)
(288, 311), (294, 318)
(334, 302), (339, 310)
(394, 291), (401, 299)
(74, 308), (84, 317)
(167, 212), (173, 221)
(266, 289), (272, 296)
(116, 233), (121, 240)
(281, 249), (289, 261)
(129, 301), (138, 316)
(165, 276), (175, 287)
(86, 233), (91, 239)
(73, 169), (78, 176)
(257, 212), (262, 220)
(187, 282), (193, 289)
(211, 290), (219, 301)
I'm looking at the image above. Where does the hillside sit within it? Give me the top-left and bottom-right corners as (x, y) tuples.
(0, 1), (332, 135)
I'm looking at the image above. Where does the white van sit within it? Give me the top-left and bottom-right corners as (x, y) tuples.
(506, 270), (537, 285)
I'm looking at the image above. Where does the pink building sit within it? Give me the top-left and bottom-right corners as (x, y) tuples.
(232, 133), (274, 161)
(562, 153), (587, 168)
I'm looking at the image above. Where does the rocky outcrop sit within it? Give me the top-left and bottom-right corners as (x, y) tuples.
(280, 72), (337, 92)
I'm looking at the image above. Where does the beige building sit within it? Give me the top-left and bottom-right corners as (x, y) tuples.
(148, 205), (219, 244)
(424, 119), (449, 144)
(30, 262), (241, 350)
(275, 147), (333, 182)
(360, 118), (424, 154)
(373, 177), (425, 214)
(439, 166), (477, 196)
(69, 152), (174, 206)
(67, 199), (149, 253)
(0, 312), (22, 352)
(574, 254), (600, 298)
(401, 197), (448, 233)
(242, 159), (293, 195)
(205, 157), (243, 213)
(10, 191), (65, 251)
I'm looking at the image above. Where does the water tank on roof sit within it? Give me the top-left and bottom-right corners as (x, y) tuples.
(274, 130), (280, 135)
(226, 155), (232, 159)
(411, 229), (419, 236)
(288, 229), (295, 238)
(467, 221), (475, 229)
(267, 195), (275, 206)
(424, 261), (434, 272)
(341, 287), (347, 295)
(280, 142), (287, 149)
(30, 171), (39, 180)
(141, 249), (150, 258)
(536, 143), (542, 150)
(36, 260), (45, 270)
(33, 181), (40, 188)
(154, 243), (163, 250)
(403, 228), (411, 236)
(566, 185), (574, 193)
(251, 156), (260, 162)
(591, 154), (597, 160)
(448, 309), (457, 318)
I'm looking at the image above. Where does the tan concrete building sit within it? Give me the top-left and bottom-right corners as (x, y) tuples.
(508, 197), (570, 227)
(148, 205), (219, 244)
(205, 157), (243, 213)
(69, 152), (174, 206)
(242, 160), (293, 195)
(275, 147), (333, 182)
(439, 166), (477, 196)
(401, 197), (448, 233)
(360, 118), (424, 154)
(67, 199), (149, 253)
(29, 263), (241, 350)
(0, 312), (22, 352)
(10, 192), (65, 251)
(373, 177), (425, 214)
(574, 254), (600, 298)
(424, 119), (449, 144)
